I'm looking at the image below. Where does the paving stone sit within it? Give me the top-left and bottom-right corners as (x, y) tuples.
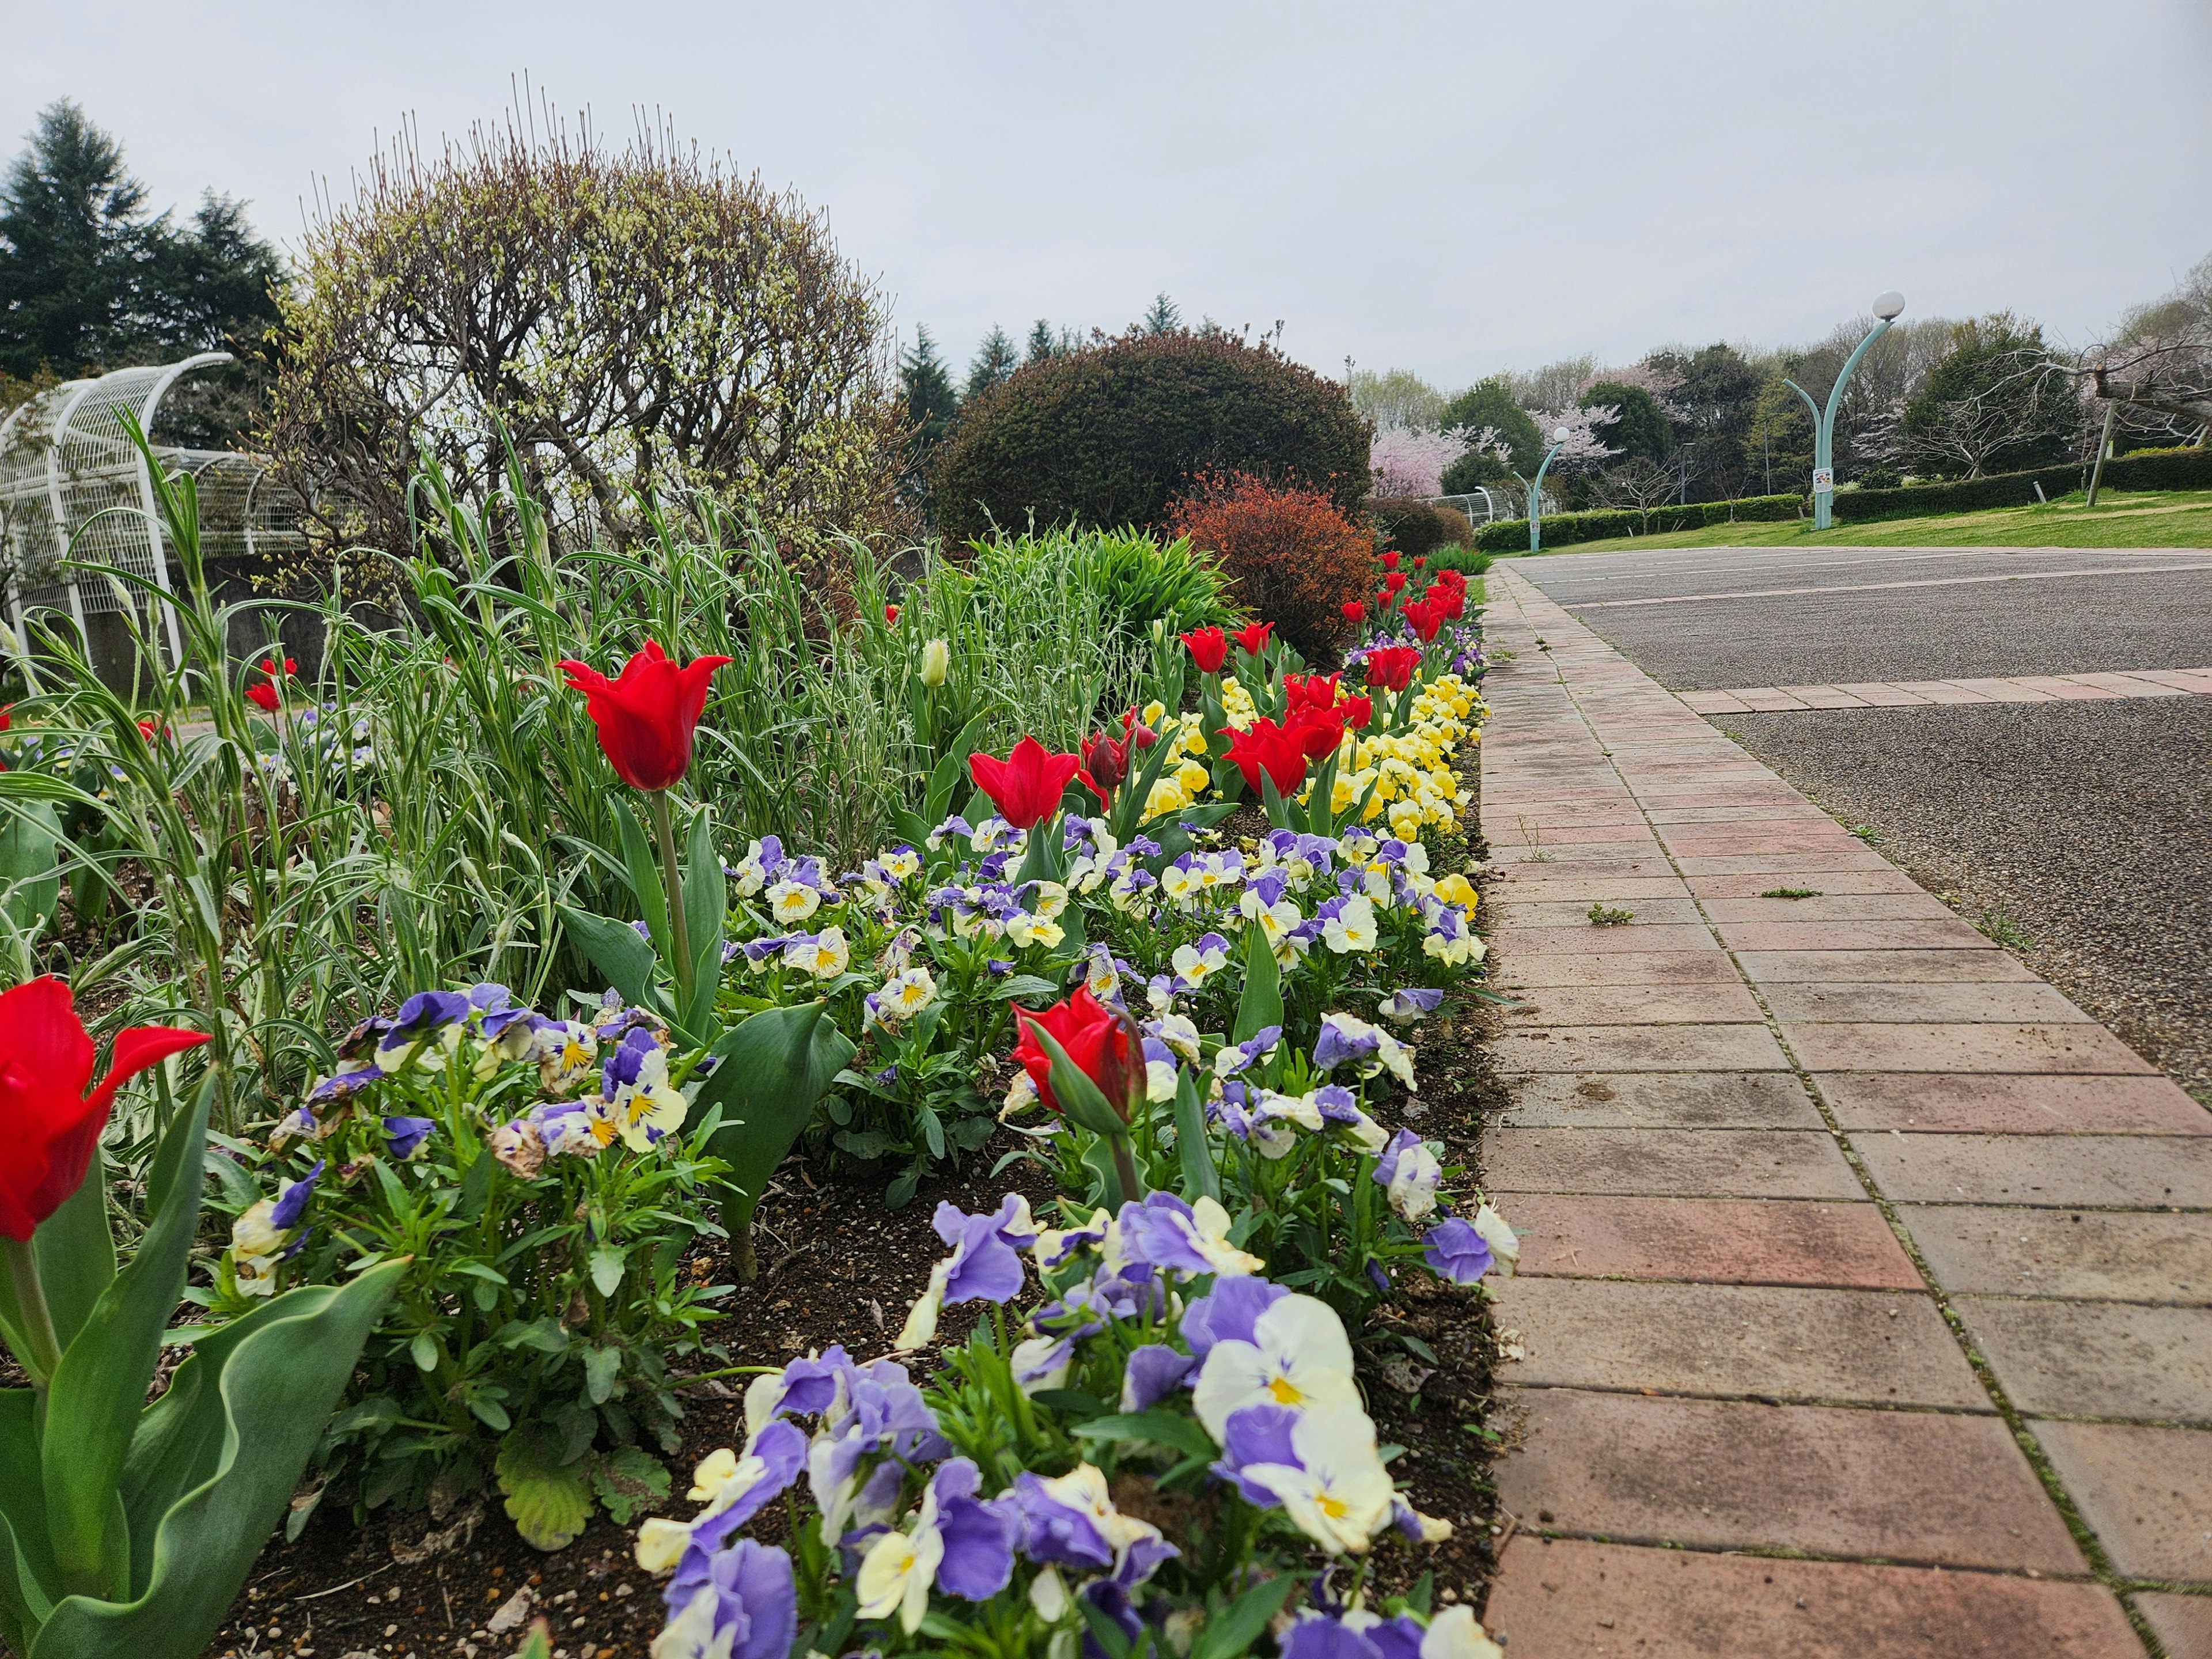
(1761, 981), (2093, 1024)
(1851, 1132), (2212, 1206)
(1824, 1073), (2211, 1135)
(1957, 1298), (2212, 1420)
(1495, 950), (1742, 988)
(1487, 1127), (1862, 1198)
(1481, 877), (1692, 903)
(1505, 824), (1662, 849)
(1506, 1194), (1913, 1287)
(1490, 923), (1718, 955)
(1673, 850), (1908, 875)
(1687, 869), (1929, 897)
(1498, 1071), (1828, 1129)
(1642, 804), (1834, 824)
(1493, 1022), (1790, 1074)
(1490, 856), (1679, 882)
(1664, 826), (1878, 857)
(1490, 1388), (2084, 1570)
(2034, 1421), (2212, 1578)
(1715, 918), (1998, 952)
(2135, 1592), (2212, 1659)
(2008, 674), (2124, 700)
(1491, 1278), (1981, 1406)
(1490, 897), (1707, 927)
(1699, 893), (1959, 923)
(1501, 983), (1767, 1026)
(1831, 681), (1937, 706)
(1902, 1206), (2212, 1303)
(1737, 948), (2040, 983)
(1787, 1021), (2156, 1075)
(1480, 1539), (2141, 1659)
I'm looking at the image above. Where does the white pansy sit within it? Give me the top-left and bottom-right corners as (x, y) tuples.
(1191, 1292), (1361, 1439)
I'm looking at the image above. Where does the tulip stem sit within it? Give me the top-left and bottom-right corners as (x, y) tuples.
(0, 1238), (62, 1391)
(1108, 1132), (1142, 1207)
(646, 790), (694, 1010)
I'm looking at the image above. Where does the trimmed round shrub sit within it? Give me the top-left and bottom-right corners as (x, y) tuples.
(1371, 497), (1472, 557)
(1166, 474), (1372, 659)
(930, 330), (1371, 543)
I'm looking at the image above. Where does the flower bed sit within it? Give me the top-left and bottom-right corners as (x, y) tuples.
(0, 459), (1517, 1659)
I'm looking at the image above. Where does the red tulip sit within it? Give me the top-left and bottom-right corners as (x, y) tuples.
(1384, 572), (1407, 594)
(1180, 627), (1228, 673)
(0, 978), (209, 1241)
(1380, 552), (1400, 571)
(1120, 708), (1159, 748)
(1340, 601), (1365, 623)
(1339, 694), (1373, 730)
(884, 604), (901, 625)
(1435, 586), (1465, 622)
(0, 706), (12, 732)
(1283, 673), (1339, 714)
(244, 681), (280, 713)
(1402, 599), (1444, 643)
(969, 736), (1081, 829)
(1012, 986), (1142, 1119)
(1077, 730), (1128, 805)
(1289, 707), (1348, 762)
(1222, 718), (1310, 796)
(559, 640), (733, 793)
(1363, 645), (1422, 693)
(1233, 620), (1274, 657)
(1412, 556), (1427, 569)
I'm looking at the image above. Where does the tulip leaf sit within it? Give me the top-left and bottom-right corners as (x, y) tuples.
(38, 1262), (403, 1659)
(0, 1388), (55, 1647)
(688, 1002), (854, 1240)
(612, 799), (670, 966)
(0, 801), (60, 933)
(680, 804), (725, 1014)
(32, 1150), (115, 1350)
(926, 715), (990, 824)
(555, 905), (662, 1016)
(1233, 921), (1282, 1045)
(1025, 1024), (1126, 1140)
(1173, 1070), (1219, 1203)
(40, 1081), (209, 1600)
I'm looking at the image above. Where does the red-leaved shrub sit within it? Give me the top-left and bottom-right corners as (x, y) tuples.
(1166, 474), (1372, 660)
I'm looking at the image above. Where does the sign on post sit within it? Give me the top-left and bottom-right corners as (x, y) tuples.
(1812, 468), (1834, 495)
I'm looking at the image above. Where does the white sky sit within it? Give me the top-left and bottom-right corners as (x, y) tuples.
(6, 1), (2209, 389)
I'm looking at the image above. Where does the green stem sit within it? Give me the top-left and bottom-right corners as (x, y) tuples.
(1109, 1132), (1142, 1208)
(646, 789), (694, 1009)
(1, 1238), (64, 1390)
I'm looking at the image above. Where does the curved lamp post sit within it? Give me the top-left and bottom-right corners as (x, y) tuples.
(1785, 290), (1905, 530)
(1513, 425), (1574, 554)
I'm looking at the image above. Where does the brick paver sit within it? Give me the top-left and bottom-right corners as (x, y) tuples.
(1477, 566), (2212, 1654)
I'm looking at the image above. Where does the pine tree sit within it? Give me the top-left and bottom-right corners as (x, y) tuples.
(899, 324), (959, 456)
(0, 101), (284, 382)
(1026, 319), (1058, 365)
(965, 325), (1020, 400)
(1142, 292), (1181, 335)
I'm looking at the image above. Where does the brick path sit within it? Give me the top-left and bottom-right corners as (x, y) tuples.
(1678, 668), (2212, 715)
(1472, 566), (2212, 1658)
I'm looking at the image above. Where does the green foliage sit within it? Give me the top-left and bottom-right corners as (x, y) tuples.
(1370, 498), (1472, 558)
(1439, 378), (1540, 486)
(1647, 343), (1765, 502)
(1835, 446), (2212, 521)
(1891, 312), (2078, 479)
(1581, 381), (1673, 466)
(964, 325), (1020, 402)
(930, 329), (1372, 541)
(1350, 368), (1448, 433)
(0, 1088), (399, 1659)
(972, 528), (1240, 644)
(1475, 491), (1806, 550)
(1423, 545), (1493, 578)
(898, 324), (959, 482)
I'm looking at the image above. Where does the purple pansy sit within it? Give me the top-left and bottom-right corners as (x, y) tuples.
(1119, 1343), (1195, 1412)
(270, 1160), (324, 1230)
(382, 1115), (435, 1157)
(1422, 1216), (1494, 1285)
(1179, 1275), (1289, 1360)
(929, 1459), (1018, 1600)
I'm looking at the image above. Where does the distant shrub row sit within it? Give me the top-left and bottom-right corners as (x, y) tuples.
(1834, 446), (2212, 521)
(1472, 493), (1805, 551)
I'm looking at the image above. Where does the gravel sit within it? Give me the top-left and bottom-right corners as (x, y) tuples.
(1513, 548), (2212, 688)
(1724, 698), (2212, 1099)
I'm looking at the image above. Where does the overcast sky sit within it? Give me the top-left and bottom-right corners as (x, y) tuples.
(7, 1), (2209, 391)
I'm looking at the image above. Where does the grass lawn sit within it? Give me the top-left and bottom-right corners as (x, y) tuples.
(1510, 488), (2212, 555)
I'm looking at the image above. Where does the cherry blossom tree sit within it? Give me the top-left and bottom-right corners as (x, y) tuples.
(1369, 425), (1474, 497)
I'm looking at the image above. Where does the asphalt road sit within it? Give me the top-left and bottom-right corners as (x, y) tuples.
(1510, 544), (2212, 687)
(1506, 543), (2212, 1098)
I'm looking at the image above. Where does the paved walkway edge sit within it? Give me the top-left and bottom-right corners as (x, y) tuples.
(1474, 565), (2211, 1659)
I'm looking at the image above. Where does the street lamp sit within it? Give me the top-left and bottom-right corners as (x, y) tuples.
(1785, 290), (1904, 531)
(1513, 425), (1574, 554)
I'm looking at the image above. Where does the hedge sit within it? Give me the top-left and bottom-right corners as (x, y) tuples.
(1472, 493), (1806, 551)
(1833, 445), (2212, 522)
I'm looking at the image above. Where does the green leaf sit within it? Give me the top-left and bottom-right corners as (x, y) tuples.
(588, 1446), (668, 1525)
(555, 905), (661, 1013)
(1232, 919), (1282, 1044)
(613, 799), (669, 963)
(1172, 1070), (1219, 1203)
(589, 1246), (624, 1298)
(409, 1331), (439, 1372)
(32, 1150), (113, 1350)
(39, 1084), (209, 1599)
(0, 802), (60, 932)
(582, 1346), (622, 1407)
(48, 1262), (404, 1659)
(0, 1388), (56, 1649)
(680, 804), (726, 1040)
(987, 974), (1062, 1003)
(495, 1428), (593, 1552)
(1191, 1573), (1298, 1659)
(1027, 1024), (1127, 1139)
(1071, 1411), (1216, 1461)
(688, 1003), (855, 1239)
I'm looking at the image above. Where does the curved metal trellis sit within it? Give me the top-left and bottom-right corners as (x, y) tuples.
(0, 353), (305, 668)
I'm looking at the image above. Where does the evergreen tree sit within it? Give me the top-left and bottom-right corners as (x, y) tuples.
(1026, 319), (1059, 365)
(965, 325), (1020, 400)
(0, 100), (284, 385)
(1142, 291), (1181, 335)
(900, 324), (959, 454)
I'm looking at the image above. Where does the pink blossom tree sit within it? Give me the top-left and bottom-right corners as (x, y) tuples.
(1369, 425), (1474, 497)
